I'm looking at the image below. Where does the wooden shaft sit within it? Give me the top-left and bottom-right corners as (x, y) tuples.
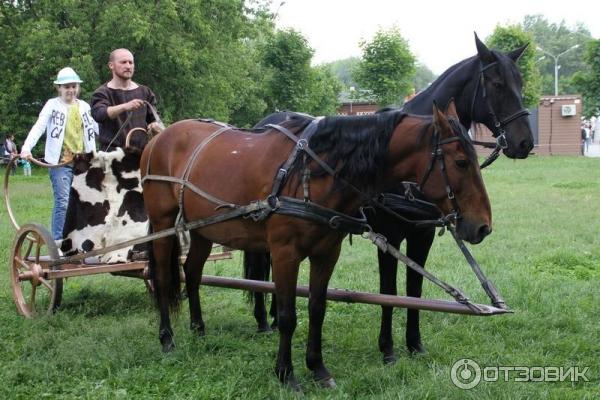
(199, 275), (512, 316)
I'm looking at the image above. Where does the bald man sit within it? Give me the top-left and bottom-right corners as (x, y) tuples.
(91, 48), (162, 150)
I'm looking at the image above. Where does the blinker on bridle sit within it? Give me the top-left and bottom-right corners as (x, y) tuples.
(470, 61), (531, 168)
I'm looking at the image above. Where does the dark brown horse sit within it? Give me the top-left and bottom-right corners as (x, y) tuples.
(141, 102), (491, 388)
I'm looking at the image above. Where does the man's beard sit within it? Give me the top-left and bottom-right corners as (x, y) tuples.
(115, 70), (133, 80)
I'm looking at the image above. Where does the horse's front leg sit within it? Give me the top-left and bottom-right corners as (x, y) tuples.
(270, 246), (301, 390)
(405, 227), (435, 354)
(244, 251), (272, 332)
(306, 244), (341, 388)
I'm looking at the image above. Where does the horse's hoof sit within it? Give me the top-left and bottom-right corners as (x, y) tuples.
(257, 323), (272, 333)
(316, 377), (337, 389)
(284, 374), (302, 393)
(191, 324), (205, 337)
(161, 341), (175, 353)
(407, 342), (426, 355)
(383, 354), (397, 364)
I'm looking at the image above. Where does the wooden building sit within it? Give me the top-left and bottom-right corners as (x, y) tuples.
(535, 95), (582, 155)
(472, 94), (583, 156)
(338, 101), (379, 116)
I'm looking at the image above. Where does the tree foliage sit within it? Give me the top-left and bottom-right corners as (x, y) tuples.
(354, 27), (416, 106)
(413, 63), (437, 93)
(0, 0), (342, 141)
(521, 15), (592, 96)
(572, 39), (600, 118)
(486, 25), (541, 108)
(261, 29), (342, 115)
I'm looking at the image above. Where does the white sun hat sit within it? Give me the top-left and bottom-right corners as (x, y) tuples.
(53, 67), (83, 85)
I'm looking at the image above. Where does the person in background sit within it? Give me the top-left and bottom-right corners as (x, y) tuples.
(4, 134), (18, 175)
(91, 48), (163, 151)
(20, 67), (98, 240)
(20, 158), (32, 176)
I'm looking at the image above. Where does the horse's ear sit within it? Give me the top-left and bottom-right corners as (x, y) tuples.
(445, 98), (458, 119)
(433, 101), (452, 138)
(507, 43), (529, 62)
(475, 32), (495, 64)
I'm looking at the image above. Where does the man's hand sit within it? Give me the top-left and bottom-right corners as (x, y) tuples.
(124, 99), (145, 112)
(20, 151), (32, 160)
(148, 122), (164, 135)
(107, 99), (145, 119)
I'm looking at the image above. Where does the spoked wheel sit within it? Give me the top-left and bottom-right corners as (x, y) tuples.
(10, 223), (63, 318)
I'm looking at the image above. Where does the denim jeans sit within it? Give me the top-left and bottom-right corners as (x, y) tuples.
(49, 166), (73, 240)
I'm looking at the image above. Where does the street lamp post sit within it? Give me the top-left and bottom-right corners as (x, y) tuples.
(536, 44), (580, 96)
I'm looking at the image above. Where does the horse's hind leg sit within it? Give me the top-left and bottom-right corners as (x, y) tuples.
(149, 228), (180, 352)
(377, 230), (403, 364)
(405, 227), (435, 354)
(306, 246), (341, 388)
(183, 230), (213, 336)
(244, 251), (271, 332)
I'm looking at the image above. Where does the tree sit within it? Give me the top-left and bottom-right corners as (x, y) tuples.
(305, 65), (343, 116)
(354, 27), (416, 106)
(572, 39), (600, 118)
(521, 14), (592, 95)
(261, 28), (342, 116)
(486, 25), (541, 108)
(0, 0), (275, 140)
(323, 57), (360, 88)
(413, 63), (437, 93)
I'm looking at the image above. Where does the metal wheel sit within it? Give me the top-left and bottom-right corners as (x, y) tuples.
(10, 223), (63, 318)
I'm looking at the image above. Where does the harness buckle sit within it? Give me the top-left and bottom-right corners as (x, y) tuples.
(276, 168), (287, 180)
(496, 133), (508, 149)
(403, 182), (416, 202)
(297, 139), (308, 150)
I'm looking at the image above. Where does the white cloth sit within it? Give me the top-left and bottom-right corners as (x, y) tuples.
(22, 97), (98, 164)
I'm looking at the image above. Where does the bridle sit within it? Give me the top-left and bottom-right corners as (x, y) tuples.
(416, 123), (464, 224)
(469, 61), (530, 168)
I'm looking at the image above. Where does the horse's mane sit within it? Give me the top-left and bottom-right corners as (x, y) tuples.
(283, 111), (408, 194)
(447, 116), (477, 161)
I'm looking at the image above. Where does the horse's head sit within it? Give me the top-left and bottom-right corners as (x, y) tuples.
(417, 101), (492, 244)
(473, 33), (533, 159)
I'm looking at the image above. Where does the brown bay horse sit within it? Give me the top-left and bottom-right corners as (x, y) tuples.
(140, 102), (491, 388)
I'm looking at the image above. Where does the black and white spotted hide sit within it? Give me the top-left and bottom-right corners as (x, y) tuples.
(60, 149), (148, 263)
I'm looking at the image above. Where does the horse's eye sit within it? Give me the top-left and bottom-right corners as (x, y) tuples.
(492, 82), (503, 89)
(455, 159), (469, 169)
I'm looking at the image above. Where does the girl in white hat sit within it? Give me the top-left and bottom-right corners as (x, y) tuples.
(20, 67), (99, 240)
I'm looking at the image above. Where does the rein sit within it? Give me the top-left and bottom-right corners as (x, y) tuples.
(104, 100), (165, 151)
(469, 61), (530, 168)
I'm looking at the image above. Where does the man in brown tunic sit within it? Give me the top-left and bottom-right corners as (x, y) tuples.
(91, 48), (163, 151)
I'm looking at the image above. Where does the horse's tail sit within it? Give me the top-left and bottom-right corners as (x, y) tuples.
(243, 251), (271, 303)
(148, 225), (181, 311)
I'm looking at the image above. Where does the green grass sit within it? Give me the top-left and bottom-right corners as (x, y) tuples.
(1, 156), (599, 399)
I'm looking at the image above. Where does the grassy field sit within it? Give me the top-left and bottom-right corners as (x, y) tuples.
(1, 156), (599, 399)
